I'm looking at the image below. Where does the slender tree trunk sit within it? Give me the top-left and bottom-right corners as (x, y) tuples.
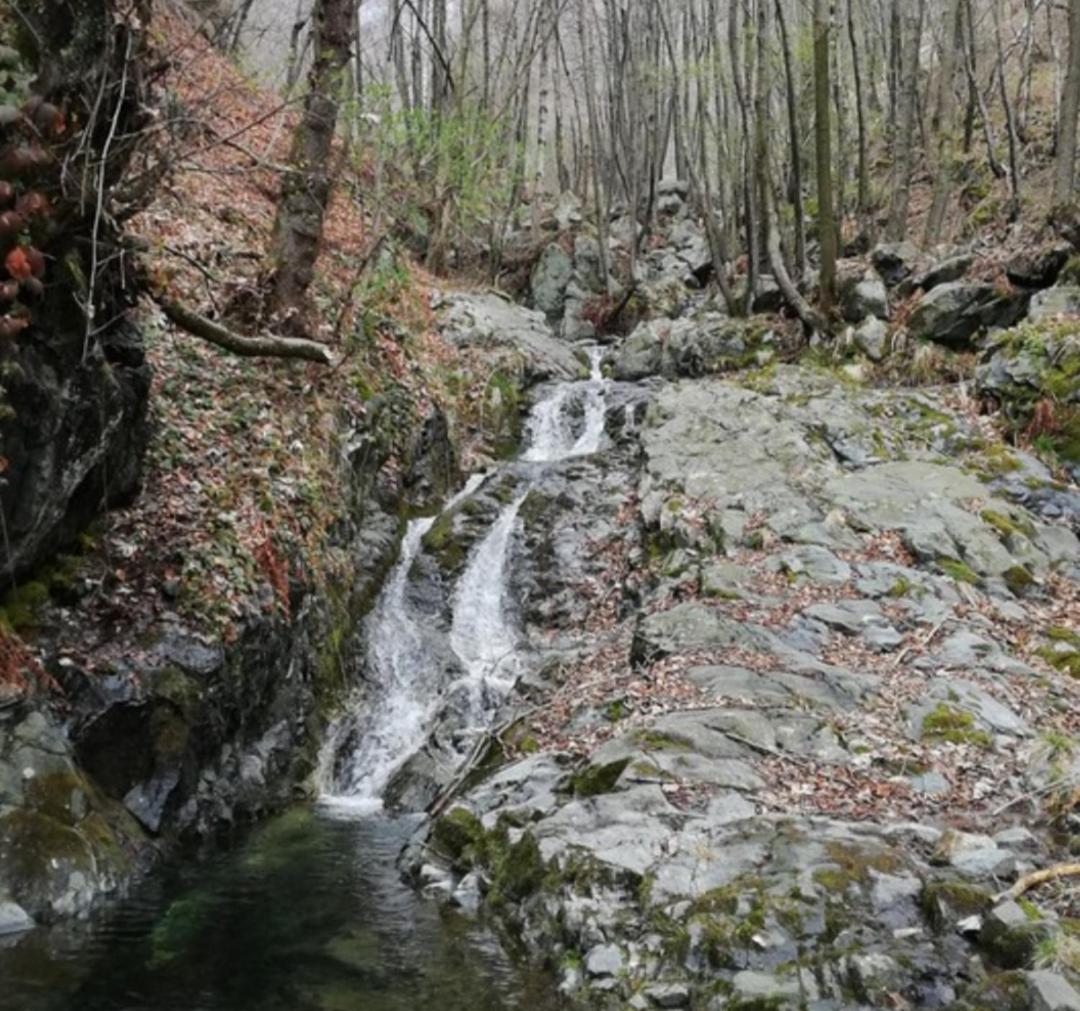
(814, 0), (838, 311)
(847, 0), (871, 226)
(886, 0), (924, 241)
(925, 0), (963, 246)
(776, 0), (807, 278)
(992, 0), (1022, 219)
(269, 0), (355, 319)
(1055, 0), (1080, 204)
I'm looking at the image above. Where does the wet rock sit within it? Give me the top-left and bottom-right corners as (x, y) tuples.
(1, 315), (150, 580)
(0, 898), (34, 935)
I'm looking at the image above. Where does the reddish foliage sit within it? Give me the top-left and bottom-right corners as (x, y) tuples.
(1026, 398), (1062, 440)
(253, 529), (291, 618)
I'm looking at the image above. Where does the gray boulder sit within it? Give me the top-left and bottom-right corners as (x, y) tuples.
(910, 253), (975, 293)
(1027, 286), (1080, 322)
(908, 282), (1028, 347)
(841, 275), (889, 322)
(530, 243), (574, 321)
(434, 292), (580, 381)
(854, 317), (890, 361)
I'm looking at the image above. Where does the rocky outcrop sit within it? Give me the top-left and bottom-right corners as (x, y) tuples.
(908, 282), (1029, 347)
(613, 315), (775, 382)
(403, 357), (1080, 1009)
(0, 384), (462, 924)
(977, 323), (1080, 481)
(1, 312), (151, 582)
(434, 291), (582, 381)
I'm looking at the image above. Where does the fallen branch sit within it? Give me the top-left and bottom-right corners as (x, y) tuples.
(1001, 862), (1080, 900)
(156, 297), (334, 365)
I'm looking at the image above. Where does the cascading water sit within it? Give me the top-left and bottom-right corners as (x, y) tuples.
(320, 350), (609, 810)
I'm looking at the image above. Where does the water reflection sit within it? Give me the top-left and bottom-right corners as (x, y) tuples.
(0, 809), (556, 1011)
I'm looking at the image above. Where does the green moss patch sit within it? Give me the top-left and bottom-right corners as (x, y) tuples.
(920, 704), (992, 749)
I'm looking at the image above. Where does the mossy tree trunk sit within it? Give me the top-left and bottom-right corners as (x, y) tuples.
(269, 0), (355, 322)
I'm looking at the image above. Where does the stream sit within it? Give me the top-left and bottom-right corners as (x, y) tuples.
(0, 351), (610, 1011)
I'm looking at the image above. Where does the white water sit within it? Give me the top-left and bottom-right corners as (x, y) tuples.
(320, 350), (609, 810)
(523, 349), (608, 462)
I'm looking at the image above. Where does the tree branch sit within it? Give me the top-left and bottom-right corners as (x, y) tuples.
(155, 297), (334, 365)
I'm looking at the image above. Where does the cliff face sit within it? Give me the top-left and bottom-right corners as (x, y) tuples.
(0, 0), (152, 582)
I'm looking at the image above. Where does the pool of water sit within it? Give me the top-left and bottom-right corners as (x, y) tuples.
(0, 807), (558, 1011)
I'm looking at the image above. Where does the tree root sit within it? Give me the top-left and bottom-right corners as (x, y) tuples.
(155, 296), (334, 365)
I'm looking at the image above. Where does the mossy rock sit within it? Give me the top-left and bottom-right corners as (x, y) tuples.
(938, 559), (980, 586)
(920, 880), (993, 932)
(980, 916), (1052, 969)
(23, 770), (88, 826)
(489, 829), (545, 904)
(920, 704), (992, 749)
(432, 807), (486, 869)
(570, 758), (629, 798)
(421, 508), (468, 573)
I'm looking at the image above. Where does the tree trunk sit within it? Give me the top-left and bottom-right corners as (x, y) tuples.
(269, 0), (355, 320)
(814, 0), (838, 311)
(1055, 0), (1080, 204)
(776, 0), (807, 278)
(924, 0), (963, 246)
(886, 0), (924, 241)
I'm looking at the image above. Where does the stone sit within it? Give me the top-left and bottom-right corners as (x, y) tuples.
(912, 253), (975, 292)
(842, 276), (889, 323)
(0, 899), (34, 935)
(780, 546), (853, 586)
(908, 282), (1028, 348)
(530, 243), (574, 320)
(854, 316), (890, 361)
(1027, 286), (1080, 322)
(1006, 244), (1070, 289)
(643, 982), (690, 1008)
(1026, 970), (1080, 1011)
(908, 771), (951, 796)
(434, 291), (580, 382)
(585, 943), (625, 977)
(872, 241), (922, 286)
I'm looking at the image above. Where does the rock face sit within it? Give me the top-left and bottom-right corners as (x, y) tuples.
(400, 349), (1080, 1009)
(434, 291), (582, 381)
(977, 324), (1080, 480)
(0, 302), (150, 583)
(613, 315), (774, 381)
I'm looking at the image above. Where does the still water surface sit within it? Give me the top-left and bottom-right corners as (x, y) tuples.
(0, 808), (556, 1011)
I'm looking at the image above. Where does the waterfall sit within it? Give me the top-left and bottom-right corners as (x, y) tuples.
(320, 350), (608, 811)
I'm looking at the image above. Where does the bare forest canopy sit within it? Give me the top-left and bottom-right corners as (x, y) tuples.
(188, 0), (1080, 326)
